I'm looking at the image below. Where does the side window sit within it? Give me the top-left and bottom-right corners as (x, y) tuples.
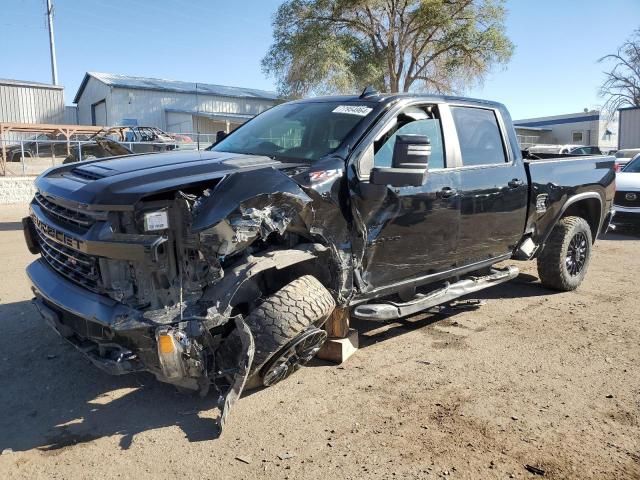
(451, 107), (507, 166)
(373, 106), (445, 170)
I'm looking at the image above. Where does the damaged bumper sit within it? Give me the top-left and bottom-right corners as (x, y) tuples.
(27, 259), (254, 428)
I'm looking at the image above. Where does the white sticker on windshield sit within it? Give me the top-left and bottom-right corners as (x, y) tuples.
(332, 105), (373, 116)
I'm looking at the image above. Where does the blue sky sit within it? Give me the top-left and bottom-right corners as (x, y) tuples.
(1, 0), (639, 119)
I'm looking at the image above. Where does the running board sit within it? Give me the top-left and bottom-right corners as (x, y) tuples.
(352, 266), (519, 322)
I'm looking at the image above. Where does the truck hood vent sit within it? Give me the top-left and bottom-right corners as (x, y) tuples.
(71, 166), (106, 181)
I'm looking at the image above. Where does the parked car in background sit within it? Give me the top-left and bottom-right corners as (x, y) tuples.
(613, 154), (640, 226)
(62, 137), (133, 164)
(569, 145), (602, 155)
(614, 148), (640, 172)
(526, 144), (603, 159)
(104, 126), (179, 153)
(5, 133), (91, 162)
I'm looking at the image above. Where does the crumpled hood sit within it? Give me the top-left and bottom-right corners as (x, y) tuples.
(34, 150), (306, 208)
(615, 172), (640, 191)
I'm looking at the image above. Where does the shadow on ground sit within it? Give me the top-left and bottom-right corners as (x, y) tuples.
(0, 221), (24, 232)
(0, 300), (224, 453)
(0, 272), (553, 452)
(601, 227), (640, 241)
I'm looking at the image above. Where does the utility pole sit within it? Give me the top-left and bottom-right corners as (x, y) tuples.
(46, 0), (59, 85)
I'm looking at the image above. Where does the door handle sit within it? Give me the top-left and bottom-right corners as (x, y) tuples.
(439, 187), (457, 198)
(508, 178), (524, 188)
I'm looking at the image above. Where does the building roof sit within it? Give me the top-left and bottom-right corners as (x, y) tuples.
(0, 78), (63, 90)
(74, 72), (279, 103)
(514, 112), (601, 128)
(513, 125), (552, 132)
(165, 108), (256, 123)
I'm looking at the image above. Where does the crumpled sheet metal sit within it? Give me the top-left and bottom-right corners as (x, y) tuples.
(217, 315), (255, 432)
(191, 167), (312, 233)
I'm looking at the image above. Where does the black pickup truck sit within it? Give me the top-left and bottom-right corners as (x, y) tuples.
(23, 91), (615, 428)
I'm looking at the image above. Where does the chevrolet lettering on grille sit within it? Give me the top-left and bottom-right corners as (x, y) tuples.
(31, 213), (84, 250)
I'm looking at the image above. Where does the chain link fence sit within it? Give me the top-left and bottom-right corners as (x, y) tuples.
(1, 132), (218, 177)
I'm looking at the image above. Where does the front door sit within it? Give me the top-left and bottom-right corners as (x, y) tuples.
(350, 103), (461, 291)
(449, 105), (529, 264)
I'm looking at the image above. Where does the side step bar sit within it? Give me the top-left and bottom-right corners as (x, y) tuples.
(352, 266), (519, 322)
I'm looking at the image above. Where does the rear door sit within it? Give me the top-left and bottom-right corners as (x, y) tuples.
(450, 105), (528, 265)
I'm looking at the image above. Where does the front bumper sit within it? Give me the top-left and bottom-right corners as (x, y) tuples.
(612, 205), (640, 226)
(27, 259), (157, 375)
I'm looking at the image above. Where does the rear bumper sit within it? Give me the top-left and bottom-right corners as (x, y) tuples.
(27, 259), (156, 375)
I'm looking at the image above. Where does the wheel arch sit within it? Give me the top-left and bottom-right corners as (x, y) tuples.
(199, 244), (336, 317)
(558, 193), (603, 243)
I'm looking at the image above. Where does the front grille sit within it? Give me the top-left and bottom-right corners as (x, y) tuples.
(34, 227), (101, 292)
(35, 192), (94, 231)
(614, 191), (640, 208)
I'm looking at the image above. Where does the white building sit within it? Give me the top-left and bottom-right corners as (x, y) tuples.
(514, 110), (618, 151)
(73, 72), (280, 135)
(0, 78), (65, 125)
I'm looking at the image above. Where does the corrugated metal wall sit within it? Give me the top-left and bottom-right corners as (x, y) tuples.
(76, 78), (111, 125)
(619, 108), (640, 149)
(107, 87), (276, 130)
(0, 83), (65, 124)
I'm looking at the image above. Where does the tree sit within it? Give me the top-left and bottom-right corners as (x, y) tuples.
(262, 0), (513, 97)
(598, 29), (640, 113)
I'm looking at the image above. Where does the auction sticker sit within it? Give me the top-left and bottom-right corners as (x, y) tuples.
(332, 105), (373, 116)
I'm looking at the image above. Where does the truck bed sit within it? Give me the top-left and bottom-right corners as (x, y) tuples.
(523, 155), (616, 245)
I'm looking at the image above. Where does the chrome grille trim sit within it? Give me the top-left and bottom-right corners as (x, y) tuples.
(34, 192), (94, 230)
(34, 227), (101, 292)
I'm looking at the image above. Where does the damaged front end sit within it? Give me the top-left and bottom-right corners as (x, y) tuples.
(26, 166), (339, 431)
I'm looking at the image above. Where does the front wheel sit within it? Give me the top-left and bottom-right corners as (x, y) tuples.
(244, 275), (335, 387)
(537, 216), (593, 291)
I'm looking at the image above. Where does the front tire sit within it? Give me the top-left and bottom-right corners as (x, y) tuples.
(537, 216), (592, 291)
(244, 275), (335, 387)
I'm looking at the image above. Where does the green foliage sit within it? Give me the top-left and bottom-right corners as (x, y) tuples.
(262, 0), (514, 97)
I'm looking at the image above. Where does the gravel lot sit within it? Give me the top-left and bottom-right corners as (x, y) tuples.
(0, 203), (638, 480)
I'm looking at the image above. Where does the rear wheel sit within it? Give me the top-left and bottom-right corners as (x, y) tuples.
(537, 216), (592, 291)
(244, 275), (335, 387)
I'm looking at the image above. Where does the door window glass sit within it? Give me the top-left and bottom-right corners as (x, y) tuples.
(373, 107), (445, 169)
(451, 107), (507, 166)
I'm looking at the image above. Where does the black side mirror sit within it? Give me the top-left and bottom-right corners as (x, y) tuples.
(392, 134), (431, 168)
(216, 130), (228, 143)
(370, 134), (431, 187)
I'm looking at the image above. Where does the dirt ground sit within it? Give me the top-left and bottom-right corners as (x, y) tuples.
(0, 203), (638, 480)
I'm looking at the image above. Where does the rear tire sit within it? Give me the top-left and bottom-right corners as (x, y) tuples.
(537, 216), (592, 291)
(244, 275), (335, 387)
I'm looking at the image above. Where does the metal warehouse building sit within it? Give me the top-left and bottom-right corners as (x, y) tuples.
(514, 110), (618, 151)
(618, 106), (640, 150)
(73, 72), (280, 135)
(0, 78), (65, 124)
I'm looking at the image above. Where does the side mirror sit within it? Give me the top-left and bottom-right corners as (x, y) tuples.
(370, 134), (431, 187)
(216, 130), (228, 143)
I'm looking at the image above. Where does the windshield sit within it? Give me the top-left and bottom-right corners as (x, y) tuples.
(622, 154), (640, 173)
(211, 102), (374, 161)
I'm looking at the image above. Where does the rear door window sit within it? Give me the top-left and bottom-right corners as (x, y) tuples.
(451, 107), (507, 166)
